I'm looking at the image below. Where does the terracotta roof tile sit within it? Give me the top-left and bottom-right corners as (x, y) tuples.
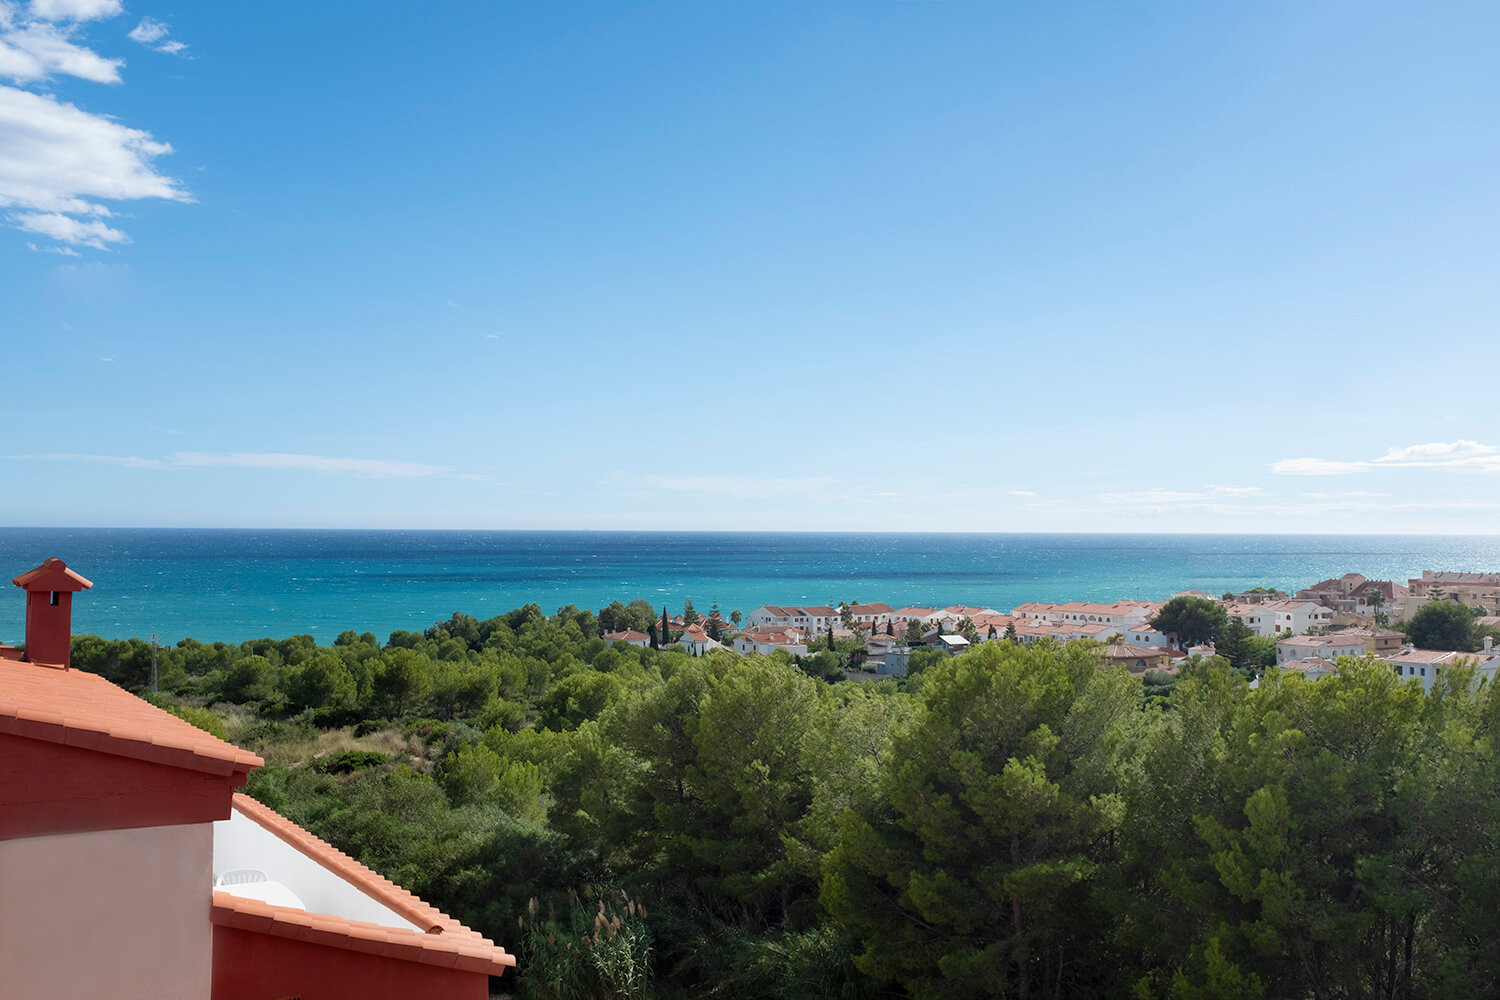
(0, 658), (262, 776)
(231, 794), (498, 949)
(211, 892), (515, 974)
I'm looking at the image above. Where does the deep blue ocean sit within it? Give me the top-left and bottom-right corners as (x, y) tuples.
(2, 528), (1498, 644)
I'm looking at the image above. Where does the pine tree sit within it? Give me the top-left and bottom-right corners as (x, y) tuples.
(707, 602), (725, 641)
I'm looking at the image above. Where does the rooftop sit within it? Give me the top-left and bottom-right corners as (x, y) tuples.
(0, 656), (262, 777)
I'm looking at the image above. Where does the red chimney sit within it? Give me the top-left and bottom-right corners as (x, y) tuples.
(12, 557), (92, 668)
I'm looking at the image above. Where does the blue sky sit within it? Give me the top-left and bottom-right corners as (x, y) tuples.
(3, 0), (1499, 532)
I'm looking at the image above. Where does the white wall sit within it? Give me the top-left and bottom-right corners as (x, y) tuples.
(0, 822), (213, 1000)
(212, 808), (422, 932)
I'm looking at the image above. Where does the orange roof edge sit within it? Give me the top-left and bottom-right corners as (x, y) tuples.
(230, 793), (502, 949)
(12, 557), (93, 592)
(211, 892), (515, 974)
(0, 659), (263, 775)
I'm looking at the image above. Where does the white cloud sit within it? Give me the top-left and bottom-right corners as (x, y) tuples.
(1270, 440), (1500, 476)
(1009, 489), (1037, 497)
(28, 0), (121, 22)
(0, 86), (190, 245)
(170, 452), (452, 479)
(25, 238), (77, 254)
(12, 449), (458, 479)
(14, 209), (126, 247)
(1268, 457), (1373, 476)
(126, 16), (167, 43)
(1100, 485), (1268, 505)
(14, 451), (164, 468)
(126, 16), (185, 55)
(0, 4), (191, 251)
(1374, 439), (1500, 468)
(0, 21), (122, 82)
(645, 474), (836, 500)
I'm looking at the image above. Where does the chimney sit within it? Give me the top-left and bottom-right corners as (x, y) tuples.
(12, 557), (92, 668)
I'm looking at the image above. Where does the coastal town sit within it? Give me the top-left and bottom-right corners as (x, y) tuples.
(602, 569), (1500, 688)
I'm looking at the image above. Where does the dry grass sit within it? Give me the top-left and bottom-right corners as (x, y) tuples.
(223, 722), (426, 769)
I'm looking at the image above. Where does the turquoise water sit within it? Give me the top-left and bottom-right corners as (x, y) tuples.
(1, 529), (1497, 644)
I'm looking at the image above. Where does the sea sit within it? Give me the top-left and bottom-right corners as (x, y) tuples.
(1, 528), (1497, 645)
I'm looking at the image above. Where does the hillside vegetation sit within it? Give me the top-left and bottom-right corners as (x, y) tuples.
(72, 606), (1500, 999)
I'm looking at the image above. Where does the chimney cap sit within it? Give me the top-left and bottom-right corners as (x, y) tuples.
(13, 557), (92, 593)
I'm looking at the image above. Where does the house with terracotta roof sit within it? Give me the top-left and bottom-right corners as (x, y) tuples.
(602, 628), (650, 648)
(1382, 639), (1500, 692)
(733, 627), (809, 656)
(0, 558), (515, 1000)
(745, 604), (843, 633)
(1257, 599), (1333, 635)
(1275, 633), (1372, 664)
(676, 623), (726, 657)
(1407, 571), (1500, 609)
(847, 602), (895, 626)
(1099, 642), (1173, 674)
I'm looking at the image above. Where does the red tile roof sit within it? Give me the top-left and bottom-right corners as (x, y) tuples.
(602, 630), (649, 641)
(231, 794), (506, 950)
(211, 892), (514, 975)
(0, 658), (262, 776)
(12, 556), (93, 592)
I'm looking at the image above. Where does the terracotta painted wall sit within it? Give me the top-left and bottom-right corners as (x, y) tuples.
(0, 822), (213, 999)
(212, 925), (489, 1000)
(0, 732), (241, 839)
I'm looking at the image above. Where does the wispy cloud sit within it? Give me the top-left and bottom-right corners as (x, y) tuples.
(12, 451), (164, 468)
(1270, 440), (1500, 476)
(1, 3), (190, 251)
(1008, 489), (1037, 497)
(14, 210), (128, 248)
(0, 20), (122, 82)
(170, 452), (451, 479)
(644, 474), (837, 500)
(125, 16), (186, 55)
(1269, 458), (1372, 476)
(126, 17), (167, 43)
(10, 450), (455, 479)
(1100, 485), (1268, 505)
(29, 0), (123, 21)
(26, 239), (78, 255)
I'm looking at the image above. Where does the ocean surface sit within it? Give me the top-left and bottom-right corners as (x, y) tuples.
(2, 529), (1498, 644)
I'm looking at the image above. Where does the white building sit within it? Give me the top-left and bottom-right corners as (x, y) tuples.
(677, 624), (726, 657)
(733, 627), (808, 656)
(1276, 634), (1370, 664)
(1260, 599), (1334, 635)
(1382, 639), (1500, 692)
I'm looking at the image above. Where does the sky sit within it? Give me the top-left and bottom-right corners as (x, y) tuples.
(3, 0), (1499, 533)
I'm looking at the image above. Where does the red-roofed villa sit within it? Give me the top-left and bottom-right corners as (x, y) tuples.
(0, 558), (515, 999)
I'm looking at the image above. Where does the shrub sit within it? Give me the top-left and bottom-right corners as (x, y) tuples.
(311, 750), (389, 774)
(517, 890), (652, 1000)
